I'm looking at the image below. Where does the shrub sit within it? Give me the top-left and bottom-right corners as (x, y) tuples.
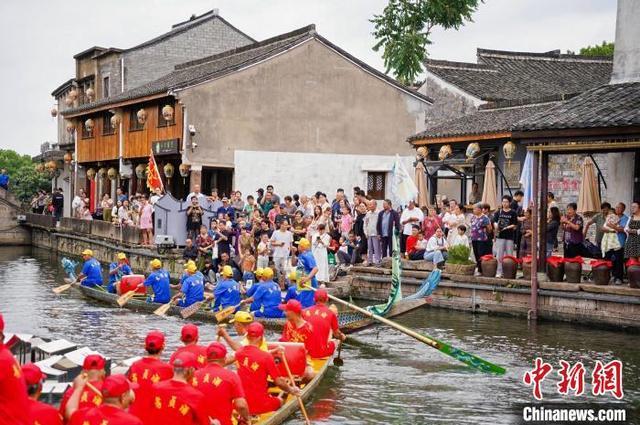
(447, 244), (474, 265)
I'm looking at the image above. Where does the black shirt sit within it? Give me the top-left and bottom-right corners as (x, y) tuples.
(492, 209), (519, 241)
(52, 193), (64, 210)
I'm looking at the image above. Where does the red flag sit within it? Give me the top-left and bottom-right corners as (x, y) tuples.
(147, 151), (164, 192)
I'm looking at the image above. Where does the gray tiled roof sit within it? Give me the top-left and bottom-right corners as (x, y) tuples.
(426, 49), (612, 102)
(408, 100), (560, 141)
(513, 82), (640, 131)
(63, 24), (431, 116)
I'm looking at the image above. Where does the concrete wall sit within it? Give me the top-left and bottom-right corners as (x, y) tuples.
(0, 188), (31, 245)
(610, 0), (640, 84)
(234, 150), (414, 203)
(122, 17), (253, 91)
(97, 53), (122, 98)
(178, 39), (430, 170)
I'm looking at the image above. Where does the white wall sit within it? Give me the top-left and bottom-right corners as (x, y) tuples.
(234, 150), (414, 203)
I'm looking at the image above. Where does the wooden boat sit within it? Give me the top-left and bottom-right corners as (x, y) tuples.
(77, 285), (430, 333)
(254, 350), (336, 425)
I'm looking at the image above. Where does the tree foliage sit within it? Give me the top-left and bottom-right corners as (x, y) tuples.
(0, 149), (51, 203)
(371, 0), (482, 85)
(579, 41), (614, 57)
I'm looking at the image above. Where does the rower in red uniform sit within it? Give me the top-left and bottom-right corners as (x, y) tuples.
(22, 363), (63, 425)
(278, 299), (317, 380)
(59, 354), (106, 421)
(0, 313), (29, 425)
(146, 352), (210, 425)
(169, 324), (208, 369)
(67, 374), (142, 425)
(128, 330), (174, 424)
(192, 342), (250, 425)
(235, 322), (299, 415)
(303, 289), (346, 358)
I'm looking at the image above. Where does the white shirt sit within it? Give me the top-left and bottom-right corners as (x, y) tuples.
(400, 207), (424, 235)
(270, 230), (293, 258)
(426, 235), (448, 252)
(186, 192), (206, 204)
(450, 233), (470, 248)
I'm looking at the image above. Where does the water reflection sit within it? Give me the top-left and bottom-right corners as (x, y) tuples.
(0, 246), (638, 424)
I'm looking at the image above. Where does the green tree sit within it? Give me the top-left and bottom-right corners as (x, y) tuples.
(0, 149), (51, 203)
(579, 41), (614, 57)
(371, 0), (482, 85)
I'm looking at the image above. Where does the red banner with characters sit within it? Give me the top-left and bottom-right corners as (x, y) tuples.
(146, 151), (164, 193)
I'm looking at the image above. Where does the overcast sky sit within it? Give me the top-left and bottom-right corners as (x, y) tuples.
(0, 0), (616, 156)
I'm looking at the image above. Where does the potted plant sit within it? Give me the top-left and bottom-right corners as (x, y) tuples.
(445, 245), (476, 275)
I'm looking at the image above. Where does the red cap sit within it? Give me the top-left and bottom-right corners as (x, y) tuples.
(22, 363), (45, 385)
(314, 289), (329, 302)
(83, 354), (106, 371)
(180, 324), (199, 343)
(171, 351), (198, 369)
(0, 313), (4, 333)
(246, 322), (264, 339)
(206, 342), (227, 360)
(278, 299), (303, 315)
(101, 374), (138, 398)
(145, 330), (165, 351)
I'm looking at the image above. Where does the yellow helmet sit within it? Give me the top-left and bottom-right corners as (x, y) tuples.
(287, 270), (298, 282)
(150, 259), (162, 269)
(222, 265), (234, 277)
(298, 238), (311, 250)
(255, 268), (264, 278)
(185, 262), (198, 274)
(230, 311), (254, 324)
(116, 252), (127, 260)
(81, 249), (93, 256)
(262, 267), (274, 280)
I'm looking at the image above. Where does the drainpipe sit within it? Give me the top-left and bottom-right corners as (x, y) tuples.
(529, 150), (539, 320)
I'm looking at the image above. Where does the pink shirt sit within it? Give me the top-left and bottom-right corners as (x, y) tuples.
(340, 214), (353, 234)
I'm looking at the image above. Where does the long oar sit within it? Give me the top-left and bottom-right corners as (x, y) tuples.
(333, 341), (344, 367)
(305, 285), (505, 375)
(153, 299), (176, 317)
(281, 354), (311, 425)
(53, 277), (83, 294)
(214, 302), (242, 322)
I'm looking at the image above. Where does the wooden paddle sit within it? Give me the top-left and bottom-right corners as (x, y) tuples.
(153, 299), (176, 317)
(280, 353), (311, 425)
(333, 341), (344, 367)
(52, 277), (82, 294)
(304, 284), (506, 375)
(214, 303), (243, 322)
(116, 290), (138, 307)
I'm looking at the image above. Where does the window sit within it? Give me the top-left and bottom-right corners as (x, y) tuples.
(102, 112), (114, 135)
(103, 76), (110, 98)
(81, 120), (93, 139)
(367, 172), (386, 199)
(129, 109), (144, 131)
(157, 103), (176, 127)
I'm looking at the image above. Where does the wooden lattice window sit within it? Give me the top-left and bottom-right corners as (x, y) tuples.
(367, 172), (386, 199)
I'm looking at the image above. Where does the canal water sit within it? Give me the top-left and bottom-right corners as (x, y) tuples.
(1, 246), (638, 424)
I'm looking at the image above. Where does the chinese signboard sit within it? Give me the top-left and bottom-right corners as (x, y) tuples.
(152, 139), (180, 156)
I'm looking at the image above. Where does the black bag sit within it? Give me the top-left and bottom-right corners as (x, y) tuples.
(581, 239), (601, 258)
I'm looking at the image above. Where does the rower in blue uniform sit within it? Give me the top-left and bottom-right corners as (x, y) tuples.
(241, 267), (284, 318)
(144, 259), (171, 304)
(294, 238), (318, 308)
(284, 270), (300, 303)
(213, 265), (241, 311)
(76, 249), (103, 287)
(107, 252), (132, 293)
(172, 262), (204, 307)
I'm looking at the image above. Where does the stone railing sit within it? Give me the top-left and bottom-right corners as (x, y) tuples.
(25, 213), (57, 229)
(58, 217), (141, 245)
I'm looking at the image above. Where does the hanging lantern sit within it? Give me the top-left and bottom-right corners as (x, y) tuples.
(135, 164), (147, 179)
(465, 142), (480, 161)
(162, 105), (175, 121)
(503, 141), (517, 160)
(63, 151), (73, 164)
(45, 161), (58, 173)
(86, 88), (95, 101)
(97, 167), (107, 179)
(110, 113), (121, 129)
(86, 168), (96, 180)
(438, 144), (452, 161)
(68, 88), (78, 101)
(35, 163), (45, 173)
(163, 163), (175, 178)
(66, 122), (75, 133)
(84, 118), (94, 132)
(137, 108), (147, 125)
(50, 107), (58, 118)
(178, 163), (190, 177)
(416, 146), (428, 158)
(107, 167), (118, 180)
(65, 96), (73, 107)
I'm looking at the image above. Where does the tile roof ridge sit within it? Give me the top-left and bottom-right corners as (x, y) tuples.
(477, 47), (612, 63)
(174, 24), (316, 71)
(479, 93), (580, 110)
(424, 58), (496, 72)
